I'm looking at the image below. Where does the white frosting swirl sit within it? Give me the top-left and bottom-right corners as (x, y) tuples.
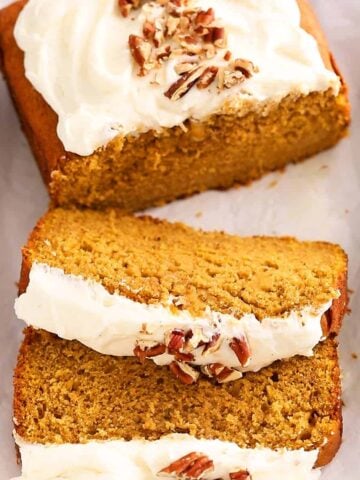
(12, 433), (321, 480)
(14, 263), (336, 374)
(14, 0), (340, 156)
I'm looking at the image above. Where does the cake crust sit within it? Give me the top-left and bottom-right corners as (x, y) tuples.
(14, 328), (342, 468)
(0, 0), (350, 211)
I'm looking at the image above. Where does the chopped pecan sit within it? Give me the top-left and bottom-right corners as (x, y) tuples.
(218, 69), (245, 90)
(174, 351), (195, 362)
(175, 62), (198, 75)
(133, 343), (166, 363)
(158, 452), (214, 479)
(197, 66), (218, 89)
(157, 45), (172, 62)
(202, 363), (242, 383)
(169, 361), (199, 384)
(232, 58), (259, 78)
(118, 0), (141, 18)
(224, 50), (232, 61)
(166, 15), (180, 37)
(205, 26), (226, 48)
(229, 470), (252, 480)
(143, 20), (156, 42)
(164, 66), (205, 100)
(154, 19), (165, 47)
(167, 329), (186, 354)
(195, 8), (215, 26)
(128, 34), (153, 75)
(201, 333), (221, 354)
(229, 336), (251, 366)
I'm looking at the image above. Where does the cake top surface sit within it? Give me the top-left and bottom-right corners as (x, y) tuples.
(13, 0), (340, 155)
(15, 328), (340, 452)
(23, 208), (347, 320)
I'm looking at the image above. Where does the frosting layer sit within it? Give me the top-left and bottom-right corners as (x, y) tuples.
(14, 0), (340, 155)
(13, 433), (321, 480)
(15, 263), (334, 375)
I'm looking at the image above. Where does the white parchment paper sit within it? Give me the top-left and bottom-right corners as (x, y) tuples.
(0, 0), (359, 478)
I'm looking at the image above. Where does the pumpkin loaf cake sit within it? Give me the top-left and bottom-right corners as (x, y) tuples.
(0, 0), (350, 211)
(15, 208), (348, 384)
(13, 329), (341, 479)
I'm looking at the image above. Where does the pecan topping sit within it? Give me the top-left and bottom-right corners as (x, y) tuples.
(197, 66), (218, 89)
(133, 343), (166, 363)
(175, 62), (198, 75)
(229, 336), (251, 366)
(164, 66), (205, 101)
(167, 329), (186, 353)
(166, 15), (180, 37)
(232, 58), (259, 78)
(175, 351), (195, 362)
(118, 0), (142, 18)
(128, 34), (153, 75)
(229, 470), (252, 480)
(157, 45), (172, 62)
(211, 27), (226, 48)
(202, 363), (242, 383)
(201, 333), (221, 354)
(195, 8), (215, 26)
(121, 1), (259, 98)
(158, 452), (214, 479)
(143, 20), (156, 42)
(169, 361), (199, 384)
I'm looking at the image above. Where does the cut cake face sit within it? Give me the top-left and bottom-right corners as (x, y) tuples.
(15, 209), (348, 383)
(13, 329), (341, 479)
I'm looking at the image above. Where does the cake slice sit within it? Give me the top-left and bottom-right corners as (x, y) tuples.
(0, 0), (350, 211)
(13, 329), (342, 479)
(15, 208), (347, 384)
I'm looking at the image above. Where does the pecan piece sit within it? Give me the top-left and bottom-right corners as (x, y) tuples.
(175, 351), (195, 362)
(212, 27), (227, 48)
(229, 336), (251, 366)
(232, 59), (259, 78)
(157, 45), (172, 62)
(143, 20), (156, 42)
(166, 15), (180, 37)
(158, 452), (214, 479)
(169, 361), (199, 384)
(229, 470), (252, 480)
(197, 66), (218, 89)
(175, 62), (198, 75)
(128, 34), (153, 75)
(118, 0), (141, 18)
(164, 66), (204, 101)
(133, 343), (166, 363)
(202, 363), (242, 383)
(167, 329), (186, 354)
(195, 8), (215, 26)
(218, 69), (246, 90)
(201, 333), (221, 354)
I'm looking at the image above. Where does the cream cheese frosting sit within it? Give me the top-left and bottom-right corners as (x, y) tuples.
(14, 263), (336, 376)
(12, 433), (321, 480)
(14, 0), (340, 156)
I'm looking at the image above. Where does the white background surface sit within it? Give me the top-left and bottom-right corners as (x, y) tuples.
(0, 0), (359, 478)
